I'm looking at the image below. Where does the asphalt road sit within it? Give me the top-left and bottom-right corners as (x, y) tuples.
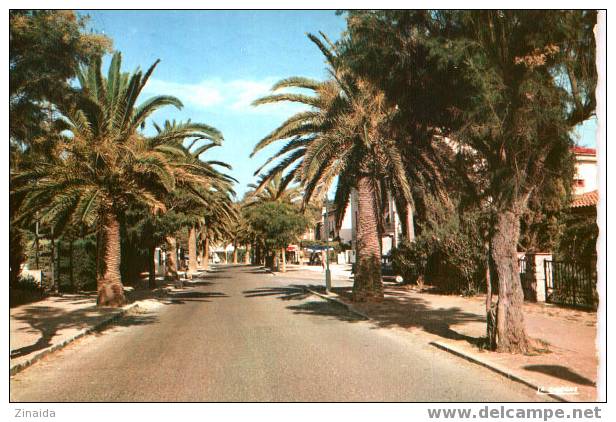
(10, 265), (549, 402)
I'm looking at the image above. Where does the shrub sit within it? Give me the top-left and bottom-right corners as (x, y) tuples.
(391, 239), (429, 284)
(391, 207), (487, 294)
(15, 275), (42, 291)
(10, 274), (45, 307)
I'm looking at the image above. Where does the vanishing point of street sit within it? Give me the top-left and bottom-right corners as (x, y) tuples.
(11, 265), (547, 402)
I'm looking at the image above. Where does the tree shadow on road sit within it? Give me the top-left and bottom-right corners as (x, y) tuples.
(184, 280), (215, 287)
(332, 286), (485, 345)
(10, 304), (159, 360)
(287, 301), (364, 322)
(244, 282), (486, 346)
(11, 281), (229, 360)
(161, 291), (228, 304)
(243, 286), (311, 301)
(243, 285), (364, 323)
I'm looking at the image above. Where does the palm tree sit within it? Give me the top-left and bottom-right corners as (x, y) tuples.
(152, 120), (237, 278)
(13, 52), (223, 306)
(245, 173), (302, 205)
(196, 190), (237, 269)
(251, 33), (412, 301)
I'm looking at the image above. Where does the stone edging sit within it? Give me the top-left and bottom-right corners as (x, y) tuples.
(302, 287), (370, 320)
(10, 302), (140, 376)
(429, 341), (569, 402)
(303, 287), (569, 402)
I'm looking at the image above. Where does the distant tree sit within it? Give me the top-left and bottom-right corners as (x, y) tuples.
(244, 201), (310, 272)
(245, 173), (302, 205)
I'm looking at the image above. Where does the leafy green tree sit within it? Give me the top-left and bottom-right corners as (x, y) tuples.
(243, 175), (307, 269)
(365, 11), (595, 352)
(430, 11), (596, 353)
(9, 10), (111, 288)
(557, 207), (598, 262)
(244, 201), (310, 272)
(10, 10), (111, 151)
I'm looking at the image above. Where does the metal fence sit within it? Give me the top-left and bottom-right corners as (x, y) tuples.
(544, 260), (597, 309)
(517, 257), (535, 301)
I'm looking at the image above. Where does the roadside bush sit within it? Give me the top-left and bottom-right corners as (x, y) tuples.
(15, 275), (42, 291)
(391, 203), (487, 295)
(391, 239), (428, 284)
(10, 275), (45, 307)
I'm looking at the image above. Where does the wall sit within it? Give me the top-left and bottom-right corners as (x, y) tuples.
(573, 150), (598, 195)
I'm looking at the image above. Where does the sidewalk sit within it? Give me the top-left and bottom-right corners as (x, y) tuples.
(10, 278), (179, 374)
(270, 263), (354, 281)
(10, 293), (128, 373)
(299, 282), (598, 402)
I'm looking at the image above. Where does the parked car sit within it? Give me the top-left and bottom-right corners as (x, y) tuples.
(351, 255), (397, 278)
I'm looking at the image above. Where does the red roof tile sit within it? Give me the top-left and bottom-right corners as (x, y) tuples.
(571, 190), (599, 208)
(572, 146), (596, 155)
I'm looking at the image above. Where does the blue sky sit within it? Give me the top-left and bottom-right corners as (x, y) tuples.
(81, 10), (347, 199)
(81, 10), (597, 198)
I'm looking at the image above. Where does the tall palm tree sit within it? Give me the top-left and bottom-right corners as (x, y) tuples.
(13, 52), (223, 306)
(251, 33), (412, 301)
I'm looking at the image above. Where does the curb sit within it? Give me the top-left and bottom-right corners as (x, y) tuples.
(10, 302), (140, 376)
(259, 266), (276, 276)
(303, 287), (571, 402)
(303, 287), (370, 320)
(429, 341), (569, 402)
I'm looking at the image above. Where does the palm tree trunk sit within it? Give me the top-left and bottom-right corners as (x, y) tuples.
(34, 219), (40, 269)
(280, 247), (286, 273)
(487, 208), (530, 353)
(352, 175), (383, 301)
(406, 204), (415, 241)
(203, 237), (209, 270)
(198, 236), (204, 269)
(270, 250), (277, 272)
(69, 238), (74, 291)
(95, 225), (101, 281)
(244, 243), (251, 264)
(232, 239), (238, 264)
(97, 214), (126, 307)
(148, 243), (156, 289)
(188, 226), (198, 274)
(50, 228), (57, 294)
(165, 235), (181, 287)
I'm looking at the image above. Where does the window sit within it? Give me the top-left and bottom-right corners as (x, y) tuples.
(574, 179), (585, 188)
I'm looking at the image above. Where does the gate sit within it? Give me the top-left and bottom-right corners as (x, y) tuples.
(518, 256), (535, 301)
(544, 260), (597, 309)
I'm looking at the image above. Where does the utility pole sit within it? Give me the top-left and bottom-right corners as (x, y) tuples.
(34, 217), (40, 270)
(50, 227), (57, 294)
(323, 205), (331, 293)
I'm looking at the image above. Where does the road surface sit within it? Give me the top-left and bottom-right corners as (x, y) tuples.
(10, 265), (549, 402)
